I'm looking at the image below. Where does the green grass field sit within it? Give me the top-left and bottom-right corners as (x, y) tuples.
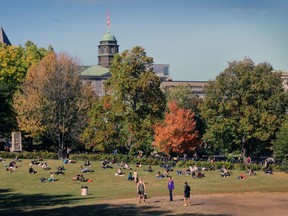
(1, 158), (288, 215)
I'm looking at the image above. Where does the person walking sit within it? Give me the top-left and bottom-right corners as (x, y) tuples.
(183, 182), (191, 206)
(137, 178), (147, 203)
(167, 176), (174, 201)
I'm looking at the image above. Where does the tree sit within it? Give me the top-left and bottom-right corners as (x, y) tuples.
(153, 101), (200, 156)
(164, 85), (205, 138)
(201, 58), (288, 162)
(0, 81), (16, 137)
(82, 46), (166, 153)
(13, 52), (96, 156)
(273, 119), (288, 162)
(0, 41), (51, 139)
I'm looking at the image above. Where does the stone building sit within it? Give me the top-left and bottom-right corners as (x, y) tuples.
(79, 32), (170, 96)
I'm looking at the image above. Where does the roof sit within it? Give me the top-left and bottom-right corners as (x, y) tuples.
(0, 27), (11, 45)
(101, 32), (117, 42)
(79, 65), (110, 77)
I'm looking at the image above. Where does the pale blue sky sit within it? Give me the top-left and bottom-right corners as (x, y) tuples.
(1, 0), (287, 81)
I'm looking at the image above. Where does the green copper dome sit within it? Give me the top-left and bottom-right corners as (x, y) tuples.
(101, 32), (117, 42)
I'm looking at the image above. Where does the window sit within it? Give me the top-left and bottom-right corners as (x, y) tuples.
(164, 66), (169, 76)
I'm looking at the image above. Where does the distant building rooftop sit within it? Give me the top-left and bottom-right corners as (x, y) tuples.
(0, 27), (11, 45)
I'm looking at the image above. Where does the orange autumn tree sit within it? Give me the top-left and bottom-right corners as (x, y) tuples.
(153, 101), (200, 156)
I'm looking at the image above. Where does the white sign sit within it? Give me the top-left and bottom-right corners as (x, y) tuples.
(11, 132), (22, 152)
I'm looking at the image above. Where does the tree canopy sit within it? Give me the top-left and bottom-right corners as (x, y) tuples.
(164, 85), (205, 139)
(0, 41), (51, 139)
(153, 101), (200, 156)
(273, 118), (288, 162)
(201, 58), (288, 162)
(82, 46), (166, 154)
(13, 52), (95, 156)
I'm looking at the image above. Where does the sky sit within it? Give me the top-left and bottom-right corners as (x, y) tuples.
(1, 0), (287, 81)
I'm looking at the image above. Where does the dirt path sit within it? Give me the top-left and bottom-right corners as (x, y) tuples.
(96, 192), (288, 216)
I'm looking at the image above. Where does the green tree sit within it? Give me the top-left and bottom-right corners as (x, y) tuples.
(0, 81), (16, 137)
(82, 46), (166, 154)
(201, 58), (288, 162)
(13, 52), (96, 156)
(273, 119), (288, 162)
(0, 42), (51, 139)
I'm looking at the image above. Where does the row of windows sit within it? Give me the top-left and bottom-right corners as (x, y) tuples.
(98, 46), (118, 54)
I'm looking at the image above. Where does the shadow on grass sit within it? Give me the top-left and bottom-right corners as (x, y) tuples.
(0, 189), (229, 216)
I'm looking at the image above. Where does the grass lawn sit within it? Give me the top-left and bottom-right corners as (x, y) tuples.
(1, 158), (288, 215)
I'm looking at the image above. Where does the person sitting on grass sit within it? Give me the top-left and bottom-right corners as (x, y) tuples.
(128, 172), (134, 181)
(144, 165), (153, 172)
(31, 159), (40, 165)
(176, 170), (183, 175)
(197, 171), (205, 178)
(136, 162), (142, 168)
(29, 166), (37, 174)
(7, 161), (17, 172)
(41, 163), (50, 170)
(191, 171), (197, 179)
(102, 160), (113, 169)
(248, 169), (256, 176)
(147, 165), (153, 172)
(221, 167), (231, 177)
(55, 166), (65, 175)
(79, 174), (86, 182)
(72, 174), (81, 181)
(164, 169), (170, 177)
(84, 160), (92, 167)
(156, 171), (165, 179)
(47, 172), (55, 182)
(124, 163), (132, 170)
(115, 168), (124, 176)
(265, 167), (273, 175)
(68, 159), (77, 163)
(184, 169), (191, 175)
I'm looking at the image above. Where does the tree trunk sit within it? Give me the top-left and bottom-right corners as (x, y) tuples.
(241, 136), (247, 164)
(57, 133), (66, 159)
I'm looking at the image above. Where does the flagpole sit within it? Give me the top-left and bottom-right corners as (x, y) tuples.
(106, 11), (110, 33)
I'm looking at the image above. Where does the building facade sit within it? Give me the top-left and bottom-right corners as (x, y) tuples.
(79, 31), (171, 96)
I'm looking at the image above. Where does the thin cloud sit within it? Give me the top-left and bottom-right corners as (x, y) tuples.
(52, 17), (63, 22)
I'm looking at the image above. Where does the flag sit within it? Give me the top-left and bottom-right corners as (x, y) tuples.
(107, 12), (110, 28)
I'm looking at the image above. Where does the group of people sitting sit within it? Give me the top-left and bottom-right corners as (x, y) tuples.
(175, 165), (205, 178)
(72, 174), (92, 182)
(156, 170), (170, 179)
